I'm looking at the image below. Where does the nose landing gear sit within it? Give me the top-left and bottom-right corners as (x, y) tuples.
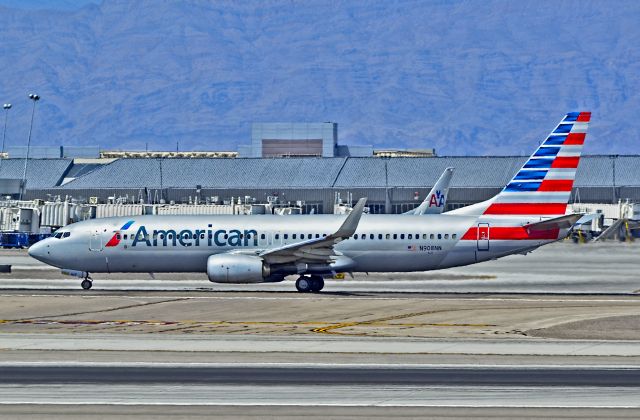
(295, 275), (325, 293)
(81, 275), (93, 290)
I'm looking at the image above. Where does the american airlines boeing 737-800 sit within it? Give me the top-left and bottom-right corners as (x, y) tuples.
(28, 112), (590, 292)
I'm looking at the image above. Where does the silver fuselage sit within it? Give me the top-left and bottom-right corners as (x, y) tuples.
(28, 213), (560, 274)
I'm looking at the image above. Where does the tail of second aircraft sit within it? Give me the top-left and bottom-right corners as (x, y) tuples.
(405, 167), (454, 215)
(451, 112), (590, 219)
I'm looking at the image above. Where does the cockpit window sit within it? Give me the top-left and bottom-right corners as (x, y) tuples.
(54, 232), (63, 239)
(63, 232), (71, 238)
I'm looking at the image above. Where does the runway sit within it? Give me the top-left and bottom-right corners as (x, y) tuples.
(1, 243), (639, 417)
(2, 364), (640, 386)
(1, 363), (639, 413)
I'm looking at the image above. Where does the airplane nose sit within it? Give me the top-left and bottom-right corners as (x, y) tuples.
(28, 240), (47, 261)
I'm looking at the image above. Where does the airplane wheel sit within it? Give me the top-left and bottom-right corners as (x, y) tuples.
(295, 276), (312, 293)
(310, 276), (324, 292)
(81, 279), (93, 290)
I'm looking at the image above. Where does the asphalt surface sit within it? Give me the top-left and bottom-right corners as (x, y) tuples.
(2, 365), (640, 387)
(2, 241), (640, 294)
(1, 406), (638, 420)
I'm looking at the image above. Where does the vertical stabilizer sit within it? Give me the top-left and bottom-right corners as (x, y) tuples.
(451, 112), (590, 217)
(406, 167), (454, 215)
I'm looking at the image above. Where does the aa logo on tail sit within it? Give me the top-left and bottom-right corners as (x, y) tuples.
(429, 190), (445, 208)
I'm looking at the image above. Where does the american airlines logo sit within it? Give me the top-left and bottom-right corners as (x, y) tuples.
(105, 220), (135, 247)
(428, 190), (445, 208)
(130, 224), (258, 247)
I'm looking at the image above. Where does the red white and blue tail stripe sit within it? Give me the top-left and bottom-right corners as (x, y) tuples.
(482, 112), (589, 216)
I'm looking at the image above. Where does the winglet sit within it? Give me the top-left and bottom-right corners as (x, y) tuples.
(334, 197), (367, 238)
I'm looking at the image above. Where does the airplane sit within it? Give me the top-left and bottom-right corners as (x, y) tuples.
(403, 167), (454, 215)
(28, 112), (590, 292)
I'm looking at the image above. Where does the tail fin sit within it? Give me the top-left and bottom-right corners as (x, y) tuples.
(451, 112), (589, 217)
(405, 167), (454, 215)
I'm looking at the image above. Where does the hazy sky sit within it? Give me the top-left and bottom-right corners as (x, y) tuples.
(0, 0), (100, 11)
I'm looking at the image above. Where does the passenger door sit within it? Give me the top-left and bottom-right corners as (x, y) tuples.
(89, 229), (103, 251)
(477, 223), (489, 251)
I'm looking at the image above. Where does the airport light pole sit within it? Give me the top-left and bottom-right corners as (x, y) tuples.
(20, 94), (40, 201)
(1, 103), (11, 166)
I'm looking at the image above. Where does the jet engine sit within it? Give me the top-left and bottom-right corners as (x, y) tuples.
(207, 254), (270, 284)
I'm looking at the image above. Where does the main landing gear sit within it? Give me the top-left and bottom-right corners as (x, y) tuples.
(81, 274), (93, 290)
(295, 275), (324, 293)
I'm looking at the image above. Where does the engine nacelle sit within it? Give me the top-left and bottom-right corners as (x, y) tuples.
(207, 254), (270, 284)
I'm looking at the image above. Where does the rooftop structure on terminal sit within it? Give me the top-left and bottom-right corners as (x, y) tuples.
(239, 122), (375, 158)
(99, 151), (239, 159)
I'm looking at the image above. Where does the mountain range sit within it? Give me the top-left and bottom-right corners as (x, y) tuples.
(0, 0), (638, 155)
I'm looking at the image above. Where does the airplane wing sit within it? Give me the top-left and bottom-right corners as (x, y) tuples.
(258, 197), (367, 265)
(403, 167), (454, 215)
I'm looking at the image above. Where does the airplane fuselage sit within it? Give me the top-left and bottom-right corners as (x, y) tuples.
(30, 213), (557, 275)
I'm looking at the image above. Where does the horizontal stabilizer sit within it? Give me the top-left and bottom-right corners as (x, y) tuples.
(525, 213), (583, 233)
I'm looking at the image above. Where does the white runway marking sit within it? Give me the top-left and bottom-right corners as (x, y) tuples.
(1, 334), (639, 356)
(0, 385), (638, 408)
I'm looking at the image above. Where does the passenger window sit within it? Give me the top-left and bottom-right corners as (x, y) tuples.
(430, 234), (434, 239)
(293, 234), (297, 239)
(452, 234), (457, 239)
(261, 234), (266, 240)
(400, 234), (405, 240)
(275, 234), (280, 240)
(422, 234), (427, 240)
(323, 233), (327, 237)
(246, 234), (251, 239)
(437, 234), (442, 240)
(379, 234), (383, 240)
(354, 235), (358, 240)
(116, 233), (121, 240)
(361, 234), (365, 239)
(444, 234), (449, 239)
(386, 234), (390, 239)
(284, 234), (288, 240)
(123, 234), (127, 240)
(316, 234), (320, 238)
(223, 234), (228, 239)
(393, 234), (397, 240)
(408, 234), (412, 240)
(370, 234), (374, 240)
(201, 233), (205, 239)
(300, 234), (304, 239)
(63, 232), (71, 238)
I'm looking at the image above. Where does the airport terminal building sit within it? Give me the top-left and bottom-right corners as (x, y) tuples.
(1, 122), (638, 215)
(0, 154), (637, 215)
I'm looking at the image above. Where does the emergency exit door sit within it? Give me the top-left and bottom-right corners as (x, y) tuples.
(477, 223), (490, 251)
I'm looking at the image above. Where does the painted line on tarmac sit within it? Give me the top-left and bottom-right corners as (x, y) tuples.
(1, 361), (640, 370)
(1, 293), (640, 303)
(0, 318), (494, 327)
(0, 402), (638, 408)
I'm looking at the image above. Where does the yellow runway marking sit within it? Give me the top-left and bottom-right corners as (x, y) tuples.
(310, 309), (495, 335)
(0, 318), (494, 330)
